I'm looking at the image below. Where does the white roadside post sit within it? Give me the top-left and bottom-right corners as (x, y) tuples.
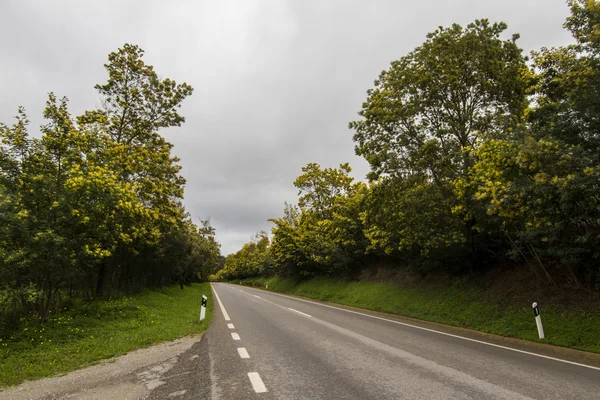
(266, 283), (268, 290)
(532, 302), (544, 339)
(199, 295), (207, 322)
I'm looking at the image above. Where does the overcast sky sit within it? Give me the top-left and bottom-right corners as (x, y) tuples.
(1, 0), (574, 255)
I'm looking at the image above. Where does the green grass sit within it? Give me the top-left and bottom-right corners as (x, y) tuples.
(0, 283), (213, 388)
(237, 276), (600, 354)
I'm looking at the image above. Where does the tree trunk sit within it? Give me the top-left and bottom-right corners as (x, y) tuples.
(96, 261), (107, 298)
(41, 281), (53, 322)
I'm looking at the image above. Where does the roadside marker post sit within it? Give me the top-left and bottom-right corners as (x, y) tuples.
(532, 302), (544, 339)
(200, 295), (207, 322)
(266, 283), (268, 290)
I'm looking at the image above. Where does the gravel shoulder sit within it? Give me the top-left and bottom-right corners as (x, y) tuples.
(0, 335), (203, 400)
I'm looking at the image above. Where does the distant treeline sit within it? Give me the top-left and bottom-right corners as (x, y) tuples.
(0, 45), (221, 320)
(215, 1), (600, 289)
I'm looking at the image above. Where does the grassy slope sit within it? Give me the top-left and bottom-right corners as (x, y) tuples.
(238, 276), (600, 354)
(0, 282), (213, 388)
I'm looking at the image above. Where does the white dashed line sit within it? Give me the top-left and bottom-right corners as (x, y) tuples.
(231, 332), (241, 341)
(237, 347), (250, 359)
(248, 372), (267, 393)
(212, 285), (230, 321)
(288, 308), (312, 318)
(253, 294), (261, 299)
(227, 323), (235, 329)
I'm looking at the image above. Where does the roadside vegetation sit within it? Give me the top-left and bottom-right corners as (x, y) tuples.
(0, 45), (221, 387)
(0, 282), (212, 388)
(0, 44), (221, 323)
(214, 1), (600, 352)
(237, 276), (600, 354)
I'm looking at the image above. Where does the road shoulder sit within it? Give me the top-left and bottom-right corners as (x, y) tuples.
(0, 335), (204, 400)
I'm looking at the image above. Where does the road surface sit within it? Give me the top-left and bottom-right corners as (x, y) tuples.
(159, 283), (600, 399)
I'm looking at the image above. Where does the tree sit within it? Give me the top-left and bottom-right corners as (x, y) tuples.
(363, 177), (464, 263)
(214, 232), (272, 280)
(76, 44), (194, 296)
(349, 20), (530, 270)
(78, 43), (190, 228)
(78, 43), (193, 145)
(0, 44), (216, 320)
(0, 109), (34, 314)
(530, 0), (600, 158)
(294, 163), (355, 218)
(350, 20), (529, 183)
(192, 219), (222, 282)
(269, 203), (306, 277)
(270, 163), (368, 277)
(465, 0), (600, 287)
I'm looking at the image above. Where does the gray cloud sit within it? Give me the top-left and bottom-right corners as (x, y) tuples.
(1, 0), (574, 254)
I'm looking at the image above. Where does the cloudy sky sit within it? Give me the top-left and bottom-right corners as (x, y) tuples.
(1, 0), (574, 254)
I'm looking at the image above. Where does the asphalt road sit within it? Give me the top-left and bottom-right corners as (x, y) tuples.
(158, 283), (600, 399)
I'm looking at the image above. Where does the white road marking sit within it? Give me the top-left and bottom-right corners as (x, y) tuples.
(237, 347), (250, 359)
(231, 332), (241, 341)
(248, 372), (267, 393)
(234, 285), (600, 372)
(227, 323), (235, 329)
(211, 285), (230, 321)
(253, 294), (261, 299)
(288, 308), (312, 318)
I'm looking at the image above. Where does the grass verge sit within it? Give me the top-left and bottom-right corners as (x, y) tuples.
(0, 282), (213, 388)
(236, 276), (600, 354)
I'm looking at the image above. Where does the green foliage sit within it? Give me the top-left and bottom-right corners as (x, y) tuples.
(214, 232), (273, 280)
(459, 0), (600, 286)
(0, 44), (220, 321)
(363, 176), (465, 260)
(78, 43), (193, 143)
(274, 163), (368, 276)
(350, 19), (529, 183)
(466, 122), (600, 286)
(530, 2), (600, 157)
(214, 163), (370, 281)
(222, 8), (600, 289)
(346, 19), (531, 274)
(268, 203), (306, 276)
(294, 162), (355, 218)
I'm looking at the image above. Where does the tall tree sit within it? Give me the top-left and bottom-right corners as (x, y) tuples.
(350, 20), (529, 183)
(271, 164), (368, 276)
(467, 0), (600, 286)
(294, 163), (355, 218)
(77, 44), (194, 296)
(350, 20), (530, 268)
(0, 44), (218, 319)
(530, 0), (600, 157)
